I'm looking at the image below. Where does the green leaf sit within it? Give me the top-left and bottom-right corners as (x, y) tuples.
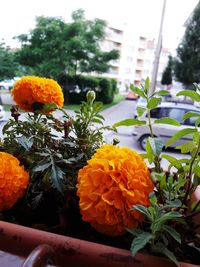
(140, 153), (148, 159)
(176, 141), (197, 153)
(154, 90), (170, 96)
(91, 118), (103, 124)
(195, 116), (200, 127)
(154, 117), (180, 126)
(165, 128), (197, 147)
(131, 205), (149, 217)
(42, 102), (57, 112)
(148, 137), (164, 157)
(163, 199), (182, 209)
(151, 172), (166, 188)
(144, 77), (150, 92)
(148, 206), (157, 220)
(149, 192), (157, 205)
(163, 225), (181, 244)
(131, 205), (153, 221)
(131, 232), (152, 256)
(113, 119), (146, 127)
(147, 97), (162, 109)
(2, 120), (15, 134)
(182, 111), (200, 121)
(146, 138), (154, 164)
(130, 84), (145, 98)
(16, 136), (33, 151)
(126, 228), (144, 236)
(177, 90), (200, 102)
(156, 211), (182, 225)
(94, 113), (105, 120)
(49, 165), (65, 194)
(33, 162), (52, 172)
(136, 106), (146, 117)
(93, 102), (103, 112)
(194, 160), (200, 174)
(162, 154), (183, 170)
(154, 243), (179, 266)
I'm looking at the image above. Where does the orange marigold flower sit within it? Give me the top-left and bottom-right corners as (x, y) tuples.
(0, 152), (29, 211)
(77, 144), (154, 236)
(12, 76), (64, 112)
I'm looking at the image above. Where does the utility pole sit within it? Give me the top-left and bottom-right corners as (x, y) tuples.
(150, 0), (167, 95)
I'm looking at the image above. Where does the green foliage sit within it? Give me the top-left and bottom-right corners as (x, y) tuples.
(15, 9), (119, 80)
(113, 118), (146, 127)
(0, 42), (19, 80)
(98, 78), (115, 104)
(154, 118), (180, 126)
(129, 193), (183, 266)
(174, 2), (200, 86)
(165, 128), (197, 147)
(161, 55), (174, 86)
(0, 91), (114, 219)
(115, 78), (200, 265)
(66, 75), (117, 104)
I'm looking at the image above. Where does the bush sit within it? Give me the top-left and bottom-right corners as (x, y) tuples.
(97, 78), (114, 104)
(77, 76), (99, 91)
(60, 75), (117, 104)
(111, 78), (118, 94)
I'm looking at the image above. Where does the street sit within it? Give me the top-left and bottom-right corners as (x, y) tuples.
(0, 93), (189, 169)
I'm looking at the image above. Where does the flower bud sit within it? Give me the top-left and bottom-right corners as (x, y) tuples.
(113, 137), (120, 145)
(86, 90), (96, 105)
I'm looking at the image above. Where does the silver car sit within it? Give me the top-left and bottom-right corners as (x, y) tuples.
(133, 102), (200, 150)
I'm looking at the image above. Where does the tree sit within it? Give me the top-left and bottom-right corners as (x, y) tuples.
(161, 55), (173, 87)
(16, 9), (119, 80)
(174, 2), (200, 87)
(0, 42), (18, 80)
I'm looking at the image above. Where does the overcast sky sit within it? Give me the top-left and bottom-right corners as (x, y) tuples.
(0, 0), (199, 49)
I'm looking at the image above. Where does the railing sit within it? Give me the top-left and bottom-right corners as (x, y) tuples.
(21, 244), (56, 267)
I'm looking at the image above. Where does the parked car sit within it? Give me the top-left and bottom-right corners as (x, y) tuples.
(126, 91), (138, 100)
(0, 77), (20, 90)
(133, 102), (200, 150)
(0, 105), (5, 121)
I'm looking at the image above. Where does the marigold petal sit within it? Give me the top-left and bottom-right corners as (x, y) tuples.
(77, 144), (154, 236)
(0, 152), (30, 211)
(12, 76), (64, 112)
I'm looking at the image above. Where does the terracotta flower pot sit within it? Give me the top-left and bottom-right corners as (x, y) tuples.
(0, 186), (199, 267)
(0, 219), (199, 267)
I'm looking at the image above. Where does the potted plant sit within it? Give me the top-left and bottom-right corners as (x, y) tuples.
(0, 76), (199, 267)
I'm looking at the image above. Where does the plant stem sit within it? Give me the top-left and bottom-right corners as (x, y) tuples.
(147, 110), (154, 138)
(147, 109), (161, 173)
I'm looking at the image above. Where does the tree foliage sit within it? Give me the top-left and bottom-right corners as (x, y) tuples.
(0, 42), (18, 80)
(161, 55), (173, 86)
(16, 9), (119, 80)
(174, 2), (200, 86)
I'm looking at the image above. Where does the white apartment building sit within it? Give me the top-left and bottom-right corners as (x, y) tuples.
(134, 37), (170, 87)
(100, 23), (171, 91)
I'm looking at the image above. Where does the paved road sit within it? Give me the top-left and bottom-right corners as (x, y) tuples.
(101, 100), (189, 169)
(0, 93), (189, 169)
